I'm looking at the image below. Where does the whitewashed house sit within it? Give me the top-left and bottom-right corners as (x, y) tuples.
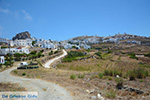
(32, 37), (56, 49)
(0, 38), (14, 46)
(0, 48), (30, 55)
(13, 38), (32, 46)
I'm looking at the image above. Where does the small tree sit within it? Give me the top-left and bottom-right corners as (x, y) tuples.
(72, 46), (77, 49)
(4, 61), (10, 68)
(32, 41), (37, 46)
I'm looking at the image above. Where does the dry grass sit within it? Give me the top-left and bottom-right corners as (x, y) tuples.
(10, 46), (150, 99)
(0, 82), (26, 92)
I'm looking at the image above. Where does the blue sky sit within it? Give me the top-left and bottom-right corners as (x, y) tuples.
(0, 0), (150, 41)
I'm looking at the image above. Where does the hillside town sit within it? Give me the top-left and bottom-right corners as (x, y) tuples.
(0, 31), (150, 100)
(0, 31), (150, 61)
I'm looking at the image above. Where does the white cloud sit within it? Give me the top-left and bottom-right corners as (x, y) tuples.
(21, 10), (32, 21)
(0, 7), (10, 14)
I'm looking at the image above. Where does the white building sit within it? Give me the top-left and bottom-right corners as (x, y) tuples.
(32, 37), (56, 49)
(0, 56), (5, 64)
(13, 38), (32, 46)
(0, 48), (30, 55)
(0, 38), (14, 46)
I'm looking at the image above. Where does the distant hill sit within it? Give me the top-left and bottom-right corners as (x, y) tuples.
(12, 31), (31, 40)
(72, 35), (100, 40)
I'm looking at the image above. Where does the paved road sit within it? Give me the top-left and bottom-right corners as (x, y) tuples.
(44, 49), (67, 68)
(0, 50), (72, 100)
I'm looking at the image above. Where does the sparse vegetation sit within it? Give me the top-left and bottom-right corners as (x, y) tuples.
(105, 89), (116, 98)
(95, 52), (102, 58)
(49, 51), (53, 55)
(128, 53), (138, 60)
(70, 74), (76, 80)
(104, 69), (122, 77)
(115, 78), (123, 89)
(144, 53), (150, 58)
(128, 67), (149, 80)
(77, 74), (85, 78)
(14, 70), (18, 74)
(22, 72), (26, 76)
(63, 51), (85, 62)
(98, 73), (103, 79)
(0, 82), (26, 91)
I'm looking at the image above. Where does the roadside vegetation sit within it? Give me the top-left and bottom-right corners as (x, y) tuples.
(0, 82), (26, 91)
(10, 44), (150, 99)
(62, 51), (85, 62)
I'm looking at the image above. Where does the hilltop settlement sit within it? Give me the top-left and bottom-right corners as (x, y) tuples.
(0, 31), (150, 99)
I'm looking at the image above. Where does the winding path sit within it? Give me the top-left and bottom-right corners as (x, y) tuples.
(0, 50), (72, 100)
(44, 49), (67, 68)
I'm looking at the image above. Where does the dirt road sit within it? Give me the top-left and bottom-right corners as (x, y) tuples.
(0, 50), (73, 100)
(44, 49), (67, 68)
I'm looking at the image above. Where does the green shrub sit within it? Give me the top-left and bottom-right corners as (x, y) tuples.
(103, 76), (108, 79)
(128, 72), (136, 81)
(104, 69), (122, 77)
(95, 52), (102, 58)
(128, 53), (138, 60)
(49, 51), (53, 55)
(70, 74), (76, 80)
(104, 70), (109, 76)
(144, 53), (150, 58)
(115, 78), (123, 89)
(107, 50), (112, 54)
(63, 51), (85, 62)
(78, 74), (85, 78)
(98, 73), (103, 79)
(108, 77), (113, 80)
(22, 72), (26, 76)
(1, 46), (7, 49)
(127, 67), (149, 80)
(14, 70), (18, 74)
(139, 79), (144, 82)
(105, 89), (116, 98)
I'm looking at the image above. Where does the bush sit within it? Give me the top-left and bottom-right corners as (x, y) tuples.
(105, 89), (116, 98)
(128, 67), (149, 80)
(108, 77), (113, 80)
(107, 50), (112, 54)
(49, 51), (53, 55)
(1, 46), (7, 49)
(98, 73), (103, 79)
(139, 79), (144, 82)
(22, 72), (26, 76)
(128, 53), (138, 60)
(70, 74), (76, 80)
(115, 78), (123, 89)
(54, 50), (59, 54)
(95, 52), (102, 58)
(78, 74), (85, 78)
(144, 53), (150, 58)
(128, 71), (136, 81)
(14, 70), (18, 74)
(63, 51), (85, 62)
(104, 69), (122, 77)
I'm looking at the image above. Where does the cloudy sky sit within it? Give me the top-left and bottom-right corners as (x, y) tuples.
(0, 0), (150, 41)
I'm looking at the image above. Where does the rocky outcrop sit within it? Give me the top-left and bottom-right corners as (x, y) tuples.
(12, 31), (31, 40)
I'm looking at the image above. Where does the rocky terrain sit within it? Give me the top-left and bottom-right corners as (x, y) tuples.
(12, 31), (31, 40)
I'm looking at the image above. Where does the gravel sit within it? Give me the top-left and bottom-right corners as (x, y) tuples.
(0, 52), (72, 100)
